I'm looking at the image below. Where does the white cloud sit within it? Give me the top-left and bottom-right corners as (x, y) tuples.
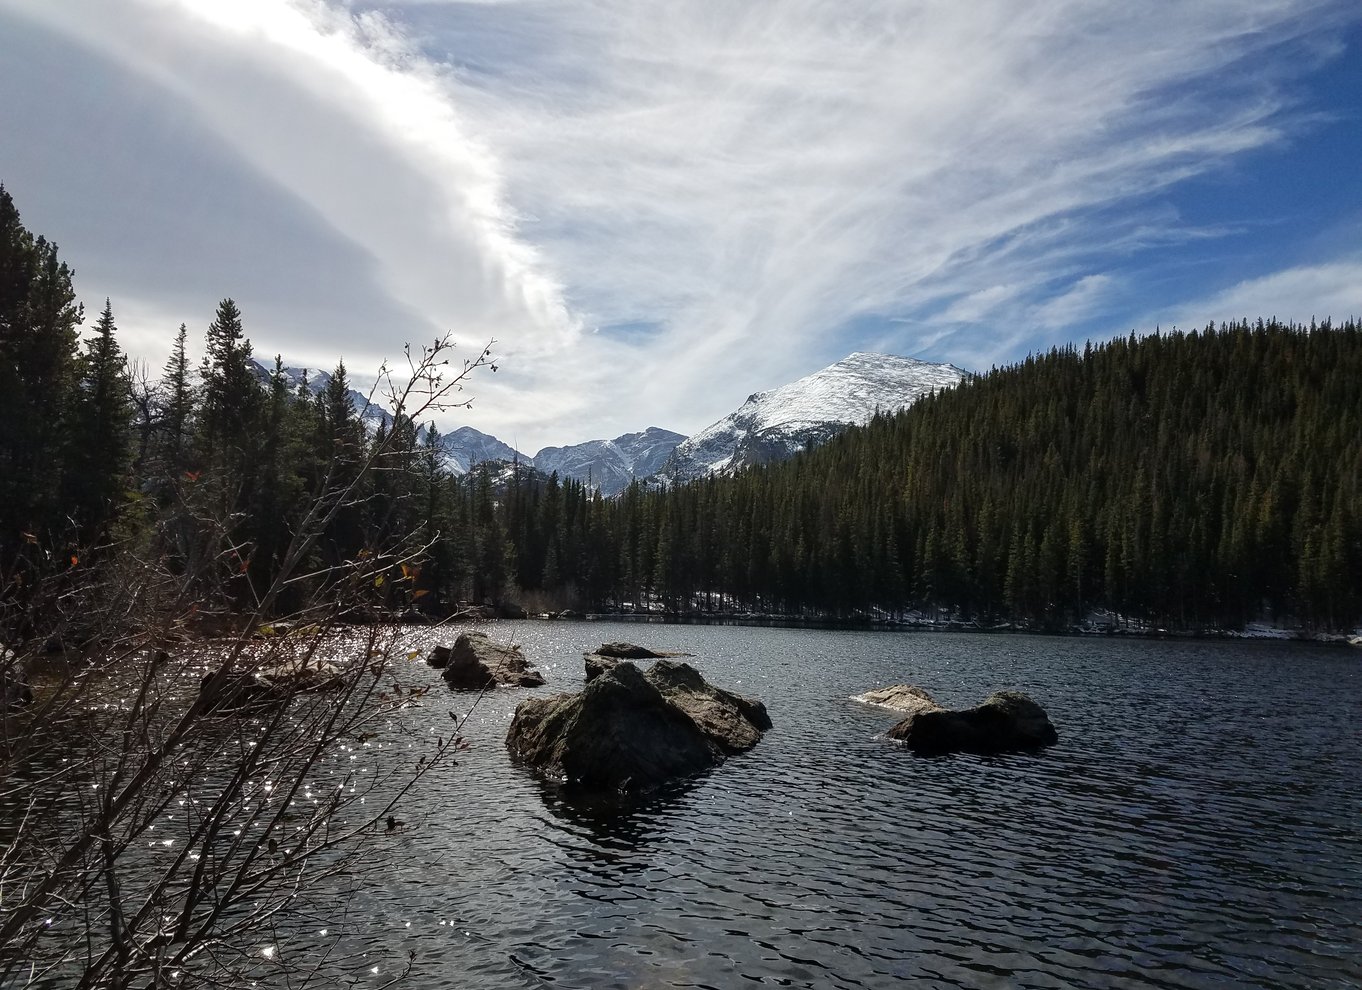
(2, 0), (1356, 450)
(1157, 260), (1362, 330)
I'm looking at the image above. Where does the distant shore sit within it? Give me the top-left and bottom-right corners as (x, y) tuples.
(522, 611), (1362, 646)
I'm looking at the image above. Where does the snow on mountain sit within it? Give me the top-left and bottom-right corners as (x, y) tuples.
(249, 351), (961, 489)
(533, 427), (686, 496)
(662, 352), (966, 482)
(439, 426), (528, 475)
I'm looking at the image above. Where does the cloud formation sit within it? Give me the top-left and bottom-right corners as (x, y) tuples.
(1, 0), (1358, 449)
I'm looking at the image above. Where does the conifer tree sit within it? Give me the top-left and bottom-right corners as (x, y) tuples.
(65, 300), (131, 541)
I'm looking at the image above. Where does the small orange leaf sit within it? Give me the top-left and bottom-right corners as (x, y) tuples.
(70, 555), (79, 567)
(184, 470), (201, 482)
(412, 588), (429, 599)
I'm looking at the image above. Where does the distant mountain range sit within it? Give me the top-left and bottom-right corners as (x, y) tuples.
(250, 351), (965, 493)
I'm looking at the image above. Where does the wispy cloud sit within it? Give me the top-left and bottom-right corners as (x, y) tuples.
(1156, 259), (1362, 329)
(2, 0), (1357, 449)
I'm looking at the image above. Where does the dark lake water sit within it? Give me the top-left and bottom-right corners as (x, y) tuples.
(316, 623), (1362, 990)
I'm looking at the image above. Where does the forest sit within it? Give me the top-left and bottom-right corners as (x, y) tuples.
(3, 183), (1360, 639)
(497, 323), (1362, 632)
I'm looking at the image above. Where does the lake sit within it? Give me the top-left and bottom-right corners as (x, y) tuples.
(304, 622), (1361, 990)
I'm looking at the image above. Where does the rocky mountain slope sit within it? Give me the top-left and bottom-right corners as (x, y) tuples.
(661, 352), (966, 482)
(534, 427), (686, 496)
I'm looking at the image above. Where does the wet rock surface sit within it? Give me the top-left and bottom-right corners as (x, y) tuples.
(507, 659), (769, 792)
(429, 631), (545, 689)
(885, 690), (1058, 754)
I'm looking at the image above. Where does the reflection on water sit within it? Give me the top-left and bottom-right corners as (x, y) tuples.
(11, 624), (1362, 989)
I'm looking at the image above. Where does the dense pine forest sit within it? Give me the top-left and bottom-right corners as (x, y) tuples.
(494, 323), (1361, 632)
(3, 182), (1359, 638)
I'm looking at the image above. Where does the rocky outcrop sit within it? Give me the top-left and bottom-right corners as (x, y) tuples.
(506, 660), (769, 792)
(428, 631), (545, 689)
(851, 684), (942, 715)
(886, 690), (1058, 755)
(583, 642), (690, 682)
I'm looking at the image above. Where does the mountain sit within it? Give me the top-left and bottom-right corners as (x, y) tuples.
(533, 427), (686, 496)
(662, 352), (966, 482)
(439, 426), (528, 475)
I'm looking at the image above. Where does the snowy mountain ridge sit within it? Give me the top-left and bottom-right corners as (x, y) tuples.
(534, 427), (686, 496)
(249, 350), (963, 490)
(662, 352), (966, 481)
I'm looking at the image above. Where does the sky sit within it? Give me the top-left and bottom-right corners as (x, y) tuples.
(2, 0), (1360, 454)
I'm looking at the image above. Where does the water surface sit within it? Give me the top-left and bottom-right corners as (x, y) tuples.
(327, 624), (1361, 989)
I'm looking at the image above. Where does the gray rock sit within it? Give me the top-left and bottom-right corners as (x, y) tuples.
(851, 684), (942, 715)
(646, 659), (771, 752)
(583, 652), (619, 683)
(434, 631), (545, 689)
(584, 642), (690, 682)
(886, 690), (1058, 755)
(506, 659), (769, 791)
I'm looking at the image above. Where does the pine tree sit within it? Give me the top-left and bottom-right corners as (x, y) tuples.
(66, 300), (132, 541)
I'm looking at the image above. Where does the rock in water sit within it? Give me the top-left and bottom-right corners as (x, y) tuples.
(583, 652), (619, 683)
(584, 642), (690, 682)
(594, 642), (688, 659)
(886, 690), (1058, 755)
(646, 660), (772, 752)
(433, 631), (545, 689)
(851, 684), (942, 715)
(199, 656), (343, 711)
(506, 660), (770, 791)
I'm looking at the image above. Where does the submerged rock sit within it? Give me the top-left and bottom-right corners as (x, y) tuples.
(430, 631), (545, 689)
(886, 690), (1058, 755)
(507, 659), (769, 792)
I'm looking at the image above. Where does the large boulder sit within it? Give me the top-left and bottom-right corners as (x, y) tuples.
(886, 690), (1058, 754)
(646, 659), (771, 752)
(506, 660), (770, 792)
(429, 631), (545, 689)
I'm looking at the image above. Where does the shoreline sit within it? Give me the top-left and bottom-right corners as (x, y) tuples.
(517, 611), (1362, 647)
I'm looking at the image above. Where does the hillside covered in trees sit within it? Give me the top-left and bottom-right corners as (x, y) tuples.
(3, 181), (1358, 637)
(480, 322), (1362, 633)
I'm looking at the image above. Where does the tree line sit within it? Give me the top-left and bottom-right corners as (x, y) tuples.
(0, 184), (489, 638)
(474, 320), (1362, 632)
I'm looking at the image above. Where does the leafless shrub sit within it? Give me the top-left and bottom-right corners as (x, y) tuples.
(0, 336), (491, 988)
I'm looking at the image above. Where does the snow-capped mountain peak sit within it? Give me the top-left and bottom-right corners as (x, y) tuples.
(663, 352), (965, 480)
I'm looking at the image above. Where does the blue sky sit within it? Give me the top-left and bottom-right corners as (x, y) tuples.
(1, 0), (1359, 452)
